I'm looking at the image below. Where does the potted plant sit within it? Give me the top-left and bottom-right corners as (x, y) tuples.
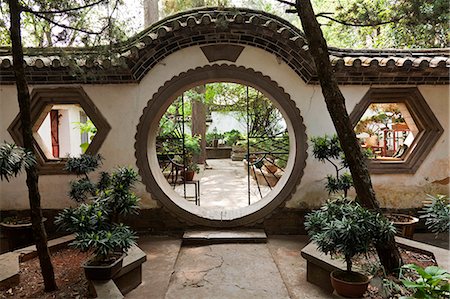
(420, 194), (450, 235)
(182, 134), (201, 181)
(223, 129), (242, 147)
(210, 127), (222, 147)
(55, 154), (140, 280)
(311, 135), (417, 238)
(305, 197), (396, 298)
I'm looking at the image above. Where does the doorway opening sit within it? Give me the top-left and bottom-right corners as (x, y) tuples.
(156, 83), (290, 209)
(135, 65), (307, 226)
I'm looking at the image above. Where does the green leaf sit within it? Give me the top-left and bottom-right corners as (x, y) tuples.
(401, 280), (424, 288)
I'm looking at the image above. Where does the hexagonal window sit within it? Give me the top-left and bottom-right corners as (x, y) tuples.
(355, 103), (418, 160)
(33, 104), (97, 159)
(350, 88), (443, 174)
(8, 87), (110, 174)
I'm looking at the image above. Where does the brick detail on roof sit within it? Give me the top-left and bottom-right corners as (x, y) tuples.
(0, 7), (448, 85)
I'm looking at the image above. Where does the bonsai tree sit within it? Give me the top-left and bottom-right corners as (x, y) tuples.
(311, 135), (354, 196)
(55, 154), (140, 266)
(305, 197), (396, 273)
(311, 135), (373, 197)
(420, 194), (450, 234)
(64, 153), (104, 202)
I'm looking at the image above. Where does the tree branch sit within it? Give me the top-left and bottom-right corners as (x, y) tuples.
(284, 10), (399, 27)
(315, 13), (398, 27)
(31, 11), (109, 35)
(21, 0), (107, 14)
(275, 0), (296, 7)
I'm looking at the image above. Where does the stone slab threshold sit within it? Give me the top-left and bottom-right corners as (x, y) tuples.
(301, 236), (450, 296)
(182, 229), (267, 245)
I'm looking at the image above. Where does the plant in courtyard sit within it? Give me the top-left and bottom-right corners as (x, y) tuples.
(64, 154), (104, 202)
(223, 129), (242, 146)
(305, 197), (396, 273)
(0, 142), (36, 181)
(73, 119), (97, 153)
(184, 134), (201, 160)
(0, 142), (36, 226)
(420, 194), (450, 234)
(56, 155), (140, 264)
(310, 135), (354, 197)
(206, 127), (223, 147)
(400, 264), (450, 299)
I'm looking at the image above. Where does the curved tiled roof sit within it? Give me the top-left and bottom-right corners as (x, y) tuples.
(0, 7), (448, 85)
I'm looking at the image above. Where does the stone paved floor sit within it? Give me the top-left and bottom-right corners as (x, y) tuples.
(174, 159), (272, 209)
(126, 235), (337, 299)
(125, 234), (448, 299)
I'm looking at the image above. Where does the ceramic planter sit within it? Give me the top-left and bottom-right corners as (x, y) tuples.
(385, 213), (419, 239)
(83, 254), (124, 281)
(330, 270), (370, 298)
(0, 218), (47, 251)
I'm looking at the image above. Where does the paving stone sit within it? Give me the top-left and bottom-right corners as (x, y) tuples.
(125, 236), (182, 299)
(165, 243), (290, 299)
(268, 235), (338, 299)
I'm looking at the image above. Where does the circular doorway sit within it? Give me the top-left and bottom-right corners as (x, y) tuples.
(135, 65), (307, 227)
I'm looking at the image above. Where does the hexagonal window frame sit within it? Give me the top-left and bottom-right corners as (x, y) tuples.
(8, 87), (111, 174)
(350, 88), (443, 174)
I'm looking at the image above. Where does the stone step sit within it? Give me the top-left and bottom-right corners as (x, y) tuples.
(182, 229), (267, 245)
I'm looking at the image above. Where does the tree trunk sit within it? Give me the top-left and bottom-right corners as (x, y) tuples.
(192, 86), (207, 164)
(295, 0), (402, 273)
(143, 0), (159, 27)
(8, 0), (57, 291)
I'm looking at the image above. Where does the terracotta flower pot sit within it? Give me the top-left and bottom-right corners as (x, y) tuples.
(183, 170), (195, 181)
(330, 270), (370, 298)
(83, 254), (124, 280)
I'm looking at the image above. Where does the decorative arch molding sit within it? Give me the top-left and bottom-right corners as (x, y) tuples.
(0, 8), (448, 85)
(134, 64), (308, 227)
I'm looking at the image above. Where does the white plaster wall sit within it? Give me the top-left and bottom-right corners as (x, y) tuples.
(37, 113), (52, 154)
(0, 45), (448, 211)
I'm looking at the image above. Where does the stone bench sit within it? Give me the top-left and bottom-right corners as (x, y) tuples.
(89, 245), (147, 298)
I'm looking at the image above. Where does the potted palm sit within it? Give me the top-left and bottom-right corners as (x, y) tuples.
(55, 154), (140, 280)
(305, 197), (396, 298)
